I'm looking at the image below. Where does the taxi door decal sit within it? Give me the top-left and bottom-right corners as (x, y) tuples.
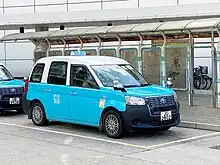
(99, 98), (105, 108)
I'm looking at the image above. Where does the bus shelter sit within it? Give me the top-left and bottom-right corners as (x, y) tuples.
(1, 18), (220, 108)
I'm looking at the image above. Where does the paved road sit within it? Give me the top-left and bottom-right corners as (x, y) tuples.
(0, 111), (220, 165)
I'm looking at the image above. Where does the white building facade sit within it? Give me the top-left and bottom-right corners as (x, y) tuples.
(0, 0), (218, 77)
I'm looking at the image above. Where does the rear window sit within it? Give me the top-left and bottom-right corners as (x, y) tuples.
(30, 63), (45, 83)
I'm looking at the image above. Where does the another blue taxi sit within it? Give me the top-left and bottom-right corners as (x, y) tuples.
(0, 64), (25, 114)
(22, 56), (180, 138)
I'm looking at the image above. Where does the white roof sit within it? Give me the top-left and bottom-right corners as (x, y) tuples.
(1, 2), (220, 30)
(37, 56), (129, 65)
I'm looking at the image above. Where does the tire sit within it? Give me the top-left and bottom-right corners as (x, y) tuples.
(200, 76), (208, 90)
(103, 110), (124, 139)
(30, 102), (49, 126)
(194, 76), (201, 89)
(203, 75), (212, 90)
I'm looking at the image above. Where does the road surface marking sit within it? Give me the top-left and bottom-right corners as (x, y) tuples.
(0, 122), (219, 151)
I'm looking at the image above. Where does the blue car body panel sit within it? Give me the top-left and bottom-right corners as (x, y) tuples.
(26, 82), (180, 129)
(0, 79), (24, 87)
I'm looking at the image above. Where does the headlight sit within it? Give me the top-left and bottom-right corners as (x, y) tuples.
(125, 96), (145, 105)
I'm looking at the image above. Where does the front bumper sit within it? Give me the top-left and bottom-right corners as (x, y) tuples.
(121, 103), (180, 131)
(0, 96), (23, 111)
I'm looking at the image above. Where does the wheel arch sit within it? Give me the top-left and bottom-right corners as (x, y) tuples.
(29, 99), (44, 119)
(99, 106), (122, 132)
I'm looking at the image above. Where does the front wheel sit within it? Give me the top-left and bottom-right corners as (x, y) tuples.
(103, 111), (124, 139)
(30, 102), (49, 126)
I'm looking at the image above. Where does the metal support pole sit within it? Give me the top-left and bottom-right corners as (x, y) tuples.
(30, 39), (37, 63)
(77, 37), (83, 50)
(97, 35), (101, 56)
(161, 32), (167, 87)
(46, 38), (51, 57)
(61, 38), (67, 56)
(116, 34), (121, 58)
(213, 30), (218, 108)
(138, 33), (143, 74)
(188, 32), (194, 107)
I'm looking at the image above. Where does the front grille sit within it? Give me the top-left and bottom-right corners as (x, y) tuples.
(147, 95), (177, 116)
(0, 87), (24, 100)
(148, 95), (175, 108)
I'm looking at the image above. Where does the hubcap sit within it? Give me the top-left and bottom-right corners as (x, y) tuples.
(32, 106), (43, 124)
(105, 114), (119, 136)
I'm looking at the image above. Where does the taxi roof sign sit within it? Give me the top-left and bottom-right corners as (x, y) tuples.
(70, 50), (86, 56)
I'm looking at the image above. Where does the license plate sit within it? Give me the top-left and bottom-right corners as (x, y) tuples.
(9, 98), (20, 105)
(160, 111), (172, 121)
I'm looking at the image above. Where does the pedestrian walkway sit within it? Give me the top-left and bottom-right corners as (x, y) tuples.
(176, 91), (220, 131)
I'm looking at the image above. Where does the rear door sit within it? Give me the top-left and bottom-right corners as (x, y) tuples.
(28, 61), (70, 120)
(45, 61), (70, 120)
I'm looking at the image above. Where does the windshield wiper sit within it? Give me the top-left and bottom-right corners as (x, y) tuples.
(0, 78), (14, 81)
(123, 85), (140, 88)
(140, 83), (151, 87)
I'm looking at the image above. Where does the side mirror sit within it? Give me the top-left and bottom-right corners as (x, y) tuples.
(113, 80), (126, 92)
(23, 77), (28, 82)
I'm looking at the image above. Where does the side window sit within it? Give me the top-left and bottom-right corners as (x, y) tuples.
(30, 63), (45, 83)
(47, 62), (68, 85)
(70, 65), (99, 89)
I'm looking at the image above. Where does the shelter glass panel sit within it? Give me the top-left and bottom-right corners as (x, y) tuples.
(142, 48), (160, 84)
(100, 49), (116, 57)
(120, 48), (138, 69)
(34, 52), (46, 63)
(49, 50), (63, 56)
(165, 47), (187, 89)
(0, 43), (4, 60)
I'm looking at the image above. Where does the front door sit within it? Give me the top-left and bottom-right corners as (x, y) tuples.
(69, 65), (103, 126)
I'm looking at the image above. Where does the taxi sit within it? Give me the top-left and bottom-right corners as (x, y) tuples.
(0, 64), (25, 114)
(22, 55), (180, 138)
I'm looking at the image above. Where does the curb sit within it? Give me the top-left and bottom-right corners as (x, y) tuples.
(177, 121), (220, 132)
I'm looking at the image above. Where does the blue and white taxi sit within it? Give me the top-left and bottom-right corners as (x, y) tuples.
(22, 56), (180, 138)
(0, 64), (25, 114)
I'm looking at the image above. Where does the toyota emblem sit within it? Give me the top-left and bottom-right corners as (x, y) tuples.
(10, 88), (16, 93)
(160, 98), (166, 104)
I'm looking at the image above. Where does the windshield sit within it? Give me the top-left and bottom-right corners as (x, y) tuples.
(91, 64), (150, 88)
(0, 65), (14, 81)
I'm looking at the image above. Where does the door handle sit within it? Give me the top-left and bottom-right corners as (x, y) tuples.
(43, 89), (51, 92)
(70, 92), (76, 95)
